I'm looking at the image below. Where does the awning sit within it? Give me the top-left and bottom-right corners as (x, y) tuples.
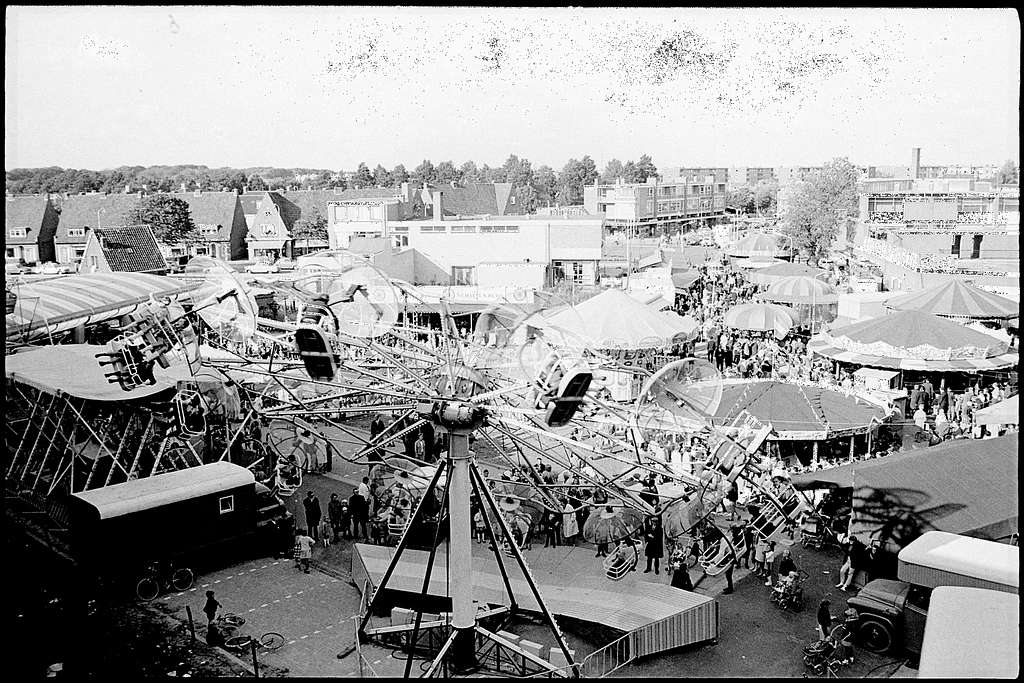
(975, 394), (1019, 426)
(247, 240), (287, 250)
(807, 338), (1020, 372)
(5, 344), (183, 400)
(791, 433), (1018, 541)
(672, 271), (701, 290)
(5, 273), (199, 340)
(402, 301), (490, 315)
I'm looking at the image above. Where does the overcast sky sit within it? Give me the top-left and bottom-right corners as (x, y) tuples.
(5, 6), (1020, 171)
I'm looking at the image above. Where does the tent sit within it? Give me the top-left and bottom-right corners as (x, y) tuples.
(659, 311), (699, 341)
(713, 381), (885, 440)
(884, 280), (1020, 320)
(791, 433), (1018, 542)
(537, 288), (689, 350)
(734, 256), (784, 270)
(728, 232), (788, 258)
(975, 394), (1019, 427)
(5, 273), (198, 341)
(808, 309), (1019, 371)
(745, 262), (826, 286)
(722, 302), (797, 340)
(763, 276), (838, 305)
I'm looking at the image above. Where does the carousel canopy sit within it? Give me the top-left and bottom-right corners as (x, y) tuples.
(728, 232), (788, 258)
(764, 276), (838, 305)
(791, 433), (1018, 542)
(884, 280), (1020, 320)
(722, 302), (797, 340)
(808, 309), (1018, 371)
(975, 394), (1019, 427)
(671, 271), (701, 291)
(5, 344), (182, 400)
(745, 262), (826, 286)
(659, 311), (699, 341)
(735, 256), (784, 270)
(5, 273), (198, 341)
(714, 381), (885, 440)
(538, 288), (689, 350)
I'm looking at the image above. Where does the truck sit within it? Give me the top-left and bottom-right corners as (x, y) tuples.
(847, 531), (1019, 657)
(66, 462), (294, 582)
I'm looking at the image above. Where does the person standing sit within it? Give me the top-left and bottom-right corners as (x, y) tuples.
(303, 491), (322, 542)
(202, 590), (221, 625)
(562, 499), (579, 546)
(670, 550), (694, 591)
(350, 485), (368, 540)
(816, 599), (833, 640)
(294, 529), (314, 573)
(643, 516), (664, 574)
(328, 493), (345, 542)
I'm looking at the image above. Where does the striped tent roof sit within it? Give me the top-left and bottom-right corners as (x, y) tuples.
(745, 262), (826, 285)
(722, 302), (797, 339)
(885, 280), (1020, 320)
(727, 232), (788, 258)
(5, 273), (197, 340)
(764, 275), (838, 304)
(808, 309), (1019, 371)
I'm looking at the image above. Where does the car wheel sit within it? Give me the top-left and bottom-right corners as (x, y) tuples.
(857, 617), (894, 654)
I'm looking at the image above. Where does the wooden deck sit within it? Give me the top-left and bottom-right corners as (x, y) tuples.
(352, 543), (718, 649)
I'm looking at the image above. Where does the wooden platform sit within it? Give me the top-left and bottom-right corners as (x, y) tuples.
(352, 543), (718, 657)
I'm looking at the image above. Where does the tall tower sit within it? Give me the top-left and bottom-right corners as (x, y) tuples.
(911, 147), (921, 179)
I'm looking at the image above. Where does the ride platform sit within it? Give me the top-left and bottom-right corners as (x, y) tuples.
(351, 542), (719, 666)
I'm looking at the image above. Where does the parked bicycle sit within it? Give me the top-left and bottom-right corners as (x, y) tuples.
(135, 561), (195, 601)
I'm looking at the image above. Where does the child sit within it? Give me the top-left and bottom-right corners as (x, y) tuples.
(763, 542), (776, 586)
(202, 590), (221, 624)
(319, 519), (332, 548)
(474, 508), (486, 544)
(753, 536), (767, 577)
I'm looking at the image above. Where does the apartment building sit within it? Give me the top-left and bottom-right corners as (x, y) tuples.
(583, 178), (728, 234)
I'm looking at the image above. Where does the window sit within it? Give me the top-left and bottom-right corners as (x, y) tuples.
(73, 247), (86, 258)
(219, 495), (235, 514)
(392, 235), (409, 248)
(479, 225), (519, 233)
(420, 225), (446, 233)
(5, 247), (14, 258)
(391, 226), (408, 233)
(258, 223), (276, 237)
(89, 256), (98, 268)
(66, 228), (87, 238)
(199, 224), (220, 235)
(451, 266), (474, 286)
(450, 225), (476, 233)
(8, 228), (27, 238)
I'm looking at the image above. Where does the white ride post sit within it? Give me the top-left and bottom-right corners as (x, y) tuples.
(447, 431), (476, 670)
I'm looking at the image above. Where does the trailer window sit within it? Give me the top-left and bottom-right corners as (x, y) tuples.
(219, 495), (235, 514)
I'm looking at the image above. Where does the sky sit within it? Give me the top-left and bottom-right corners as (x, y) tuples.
(5, 6), (1020, 171)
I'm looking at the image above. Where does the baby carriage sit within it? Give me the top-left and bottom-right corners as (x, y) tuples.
(803, 609), (858, 676)
(770, 569), (808, 612)
(799, 513), (842, 551)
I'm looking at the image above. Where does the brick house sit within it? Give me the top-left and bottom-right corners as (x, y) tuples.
(51, 193), (141, 266)
(5, 195), (59, 264)
(79, 225), (169, 274)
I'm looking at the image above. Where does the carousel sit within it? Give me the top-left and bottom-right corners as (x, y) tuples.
(761, 275), (839, 333)
(745, 262), (827, 286)
(722, 302), (798, 340)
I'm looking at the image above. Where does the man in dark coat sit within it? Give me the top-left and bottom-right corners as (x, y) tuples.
(420, 421), (436, 462)
(643, 516), (664, 574)
(328, 493), (346, 542)
(303, 491), (322, 541)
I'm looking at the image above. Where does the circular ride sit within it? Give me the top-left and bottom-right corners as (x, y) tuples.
(95, 253), (807, 678)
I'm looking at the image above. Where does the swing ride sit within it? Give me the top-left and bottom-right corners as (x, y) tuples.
(4, 250), (807, 678)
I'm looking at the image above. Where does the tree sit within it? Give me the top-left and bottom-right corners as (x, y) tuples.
(780, 158), (860, 264)
(391, 164), (409, 185)
(753, 178), (780, 215)
(600, 159), (624, 184)
(372, 164), (392, 188)
(247, 174), (267, 191)
(126, 195), (198, 250)
(291, 206), (329, 255)
(622, 160), (641, 183)
(534, 165), (558, 206)
(635, 154), (658, 183)
(412, 160), (436, 184)
(727, 186), (755, 214)
(557, 156), (599, 205)
(459, 161), (482, 184)
(996, 159), (1018, 185)
(501, 155), (534, 188)
(435, 161), (459, 184)
(352, 162), (374, 189)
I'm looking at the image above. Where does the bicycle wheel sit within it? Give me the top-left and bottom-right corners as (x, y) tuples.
(224, 635), (253, 653)
(260, 632), (285, 651)
(136, 577), (160, 601)
(172, 567), (195, 592)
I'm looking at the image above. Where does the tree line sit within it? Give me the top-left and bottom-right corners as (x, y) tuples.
(6, 154), (661, 214)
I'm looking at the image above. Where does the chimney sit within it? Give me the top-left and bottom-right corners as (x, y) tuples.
(432, 190), (444, 221)
(181, 182), (187, 193)
(911, 147), (921, 179)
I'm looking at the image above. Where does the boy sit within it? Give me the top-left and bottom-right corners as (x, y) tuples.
(474, 508), (486, 544)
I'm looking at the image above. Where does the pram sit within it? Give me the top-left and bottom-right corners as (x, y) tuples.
(770, 569), (808, 612)
(799, 513), (843, 551)
(803, 610), (858, 676)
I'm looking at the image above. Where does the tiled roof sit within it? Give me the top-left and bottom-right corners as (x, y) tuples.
(5, 196), (50, 244)
(53, 193), (142, 243)
(419, 183), (511, 217)
(239, 192), (264, 216)
(165, 191), (240, 241)
(264, 192), (302, 229)
(93, 226), (168, 273)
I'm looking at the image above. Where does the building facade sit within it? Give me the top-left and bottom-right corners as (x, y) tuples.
(583, 178), (728, 233)
(5, 195), (59, 264)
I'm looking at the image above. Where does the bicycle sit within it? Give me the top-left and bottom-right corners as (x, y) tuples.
(135, 562), (195, 601)
(213, 613), (246, 638)
(225, 631), (286, 654)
